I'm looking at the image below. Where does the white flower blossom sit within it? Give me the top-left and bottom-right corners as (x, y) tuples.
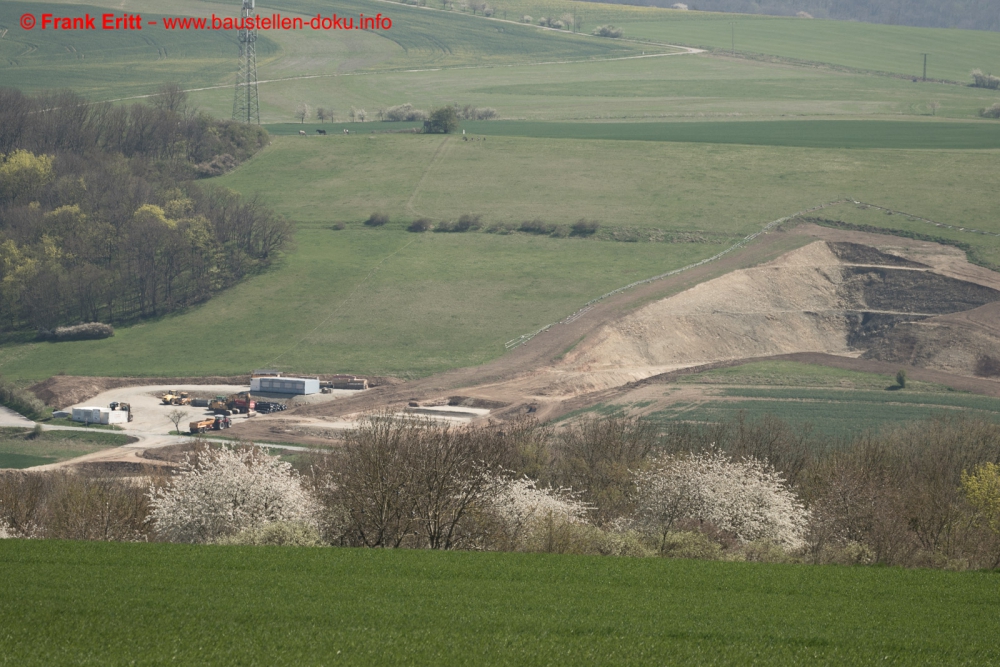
(481, 475), (589, 547)
(634, 450), (809, 549)
(147, 445), (320, 543)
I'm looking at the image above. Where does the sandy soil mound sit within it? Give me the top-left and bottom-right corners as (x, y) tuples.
(561, 241), (1000, 383)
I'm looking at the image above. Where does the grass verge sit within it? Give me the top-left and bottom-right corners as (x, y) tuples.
(0, 428), (132, 469)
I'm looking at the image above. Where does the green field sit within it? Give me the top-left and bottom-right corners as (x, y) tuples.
(642, 363), (1000, 438)
(0, 428), (131, 469)
(650, 398), (999, 438)
(618, 13), (1000, 82)
(1, 539), (998, 664)
(0, 2), (280, 98)
(678, 360), (938, 389)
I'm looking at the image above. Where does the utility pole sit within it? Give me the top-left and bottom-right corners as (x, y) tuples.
(731, 22), (735, 56)
(922, 53), (928, 81)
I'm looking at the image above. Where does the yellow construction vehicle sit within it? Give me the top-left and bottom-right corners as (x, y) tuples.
(161, 390), (192, 406)
(209, 395), (230, 414)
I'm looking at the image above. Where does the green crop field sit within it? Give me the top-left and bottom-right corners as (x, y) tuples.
(1, 540), (999, 665)
(0, 428), (131, 469)
(617, 13), (1000, 83)
(650, 398), (1000, 438)
(678, 360), (942, 390)
(0, 2), (280, 98)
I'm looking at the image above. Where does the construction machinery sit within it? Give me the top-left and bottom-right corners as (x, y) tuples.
(227, 392), (255, 414)
(108, 402), (133, 422)
(189, 415), (232, 434)
(209, 395), (230, 414)
(161, 390), (192, 406)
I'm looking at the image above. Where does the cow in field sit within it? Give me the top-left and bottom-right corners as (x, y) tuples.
(299, 130), (306, 135)
(317, 129), (327, 135)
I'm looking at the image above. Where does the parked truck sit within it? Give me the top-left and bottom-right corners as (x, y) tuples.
(189, 415), (232, 434)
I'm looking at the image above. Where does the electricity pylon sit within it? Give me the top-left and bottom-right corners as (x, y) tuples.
(232, 0), (260, 124)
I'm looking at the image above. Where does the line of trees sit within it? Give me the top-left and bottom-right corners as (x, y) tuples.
(0, 87), (291, 331)
(4, 411), (1000, 570)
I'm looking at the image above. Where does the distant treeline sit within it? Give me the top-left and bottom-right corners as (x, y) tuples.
(0, 87), (291, 332)
(582, 0), (1000, 32)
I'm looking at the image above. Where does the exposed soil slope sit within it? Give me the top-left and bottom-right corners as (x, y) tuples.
(560, 240), (1000, 385)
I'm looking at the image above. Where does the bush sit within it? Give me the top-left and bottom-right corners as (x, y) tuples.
(485, 222), (517, 234)
(38, 322), (114, 342)
(147, 445), (320, 543)
(981, 103), (1000, 119)
(384, 103), (428, 122)
(896, 369), (907, 388)
(592, 25), (623, 38)
(434, 214), (481, 233)
(971, 69), (1000, 90)
(364, 212), (389, 227)
(194, 153), (238, 178)
(519, 219), (555, 235)
(407, 218), (433, 232)
(215, 521), (322, 546)
(423, 107), (460, 134)
(571, 219), (600, 236)
(634, 450), (809, 551)
(457, 105), (499, 121)
(659, 530), (723, 560)
(0, 470), (153, 541)
(455, 214), (481, 231)
(0, 378), (48, 420)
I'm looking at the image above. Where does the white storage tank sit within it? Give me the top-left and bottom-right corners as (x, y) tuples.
(253, 376), (319, 395)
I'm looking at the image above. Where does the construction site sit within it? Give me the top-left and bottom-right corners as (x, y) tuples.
(10, 220), (1000, 469)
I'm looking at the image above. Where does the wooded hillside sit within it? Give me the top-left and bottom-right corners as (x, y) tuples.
(0, 88), (290, 333)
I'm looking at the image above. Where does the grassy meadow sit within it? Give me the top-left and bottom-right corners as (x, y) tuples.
(0, 428), (131, 469)
(2, 539), (999, 664)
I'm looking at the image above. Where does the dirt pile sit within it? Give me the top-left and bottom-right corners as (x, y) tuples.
(559, 240), (1000, 383)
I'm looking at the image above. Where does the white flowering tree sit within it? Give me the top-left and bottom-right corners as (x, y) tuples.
(147, 445), (320, 544)
(480, 475), (589, 550)
(634, 450), (809, 551)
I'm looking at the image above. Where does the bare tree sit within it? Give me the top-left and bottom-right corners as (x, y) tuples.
(928, 101), (940, 116)
(316, 107), (328, 123)
(295, 103), (310, 124)
(168, 409), (186, 434)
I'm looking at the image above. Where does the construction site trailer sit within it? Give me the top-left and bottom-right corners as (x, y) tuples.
(253, 376), (320, 395)
(71, 407), (129, 425)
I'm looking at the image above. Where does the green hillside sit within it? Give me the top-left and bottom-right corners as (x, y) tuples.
(0, 2), (280, 97)
(619, 14), (1000, 82)
(2, 540), (998, 664)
